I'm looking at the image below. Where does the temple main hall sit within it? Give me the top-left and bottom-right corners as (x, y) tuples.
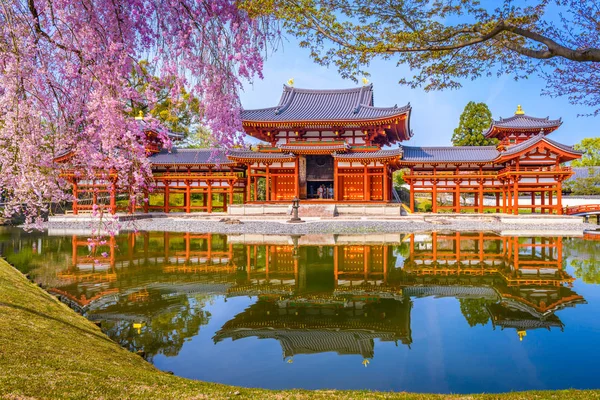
(60, 84), (583, 215)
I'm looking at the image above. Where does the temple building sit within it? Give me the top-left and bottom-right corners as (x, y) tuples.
(58, 84), (583, 214)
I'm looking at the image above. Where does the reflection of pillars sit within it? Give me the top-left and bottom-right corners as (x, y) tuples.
(72, 235), (78, 268)
(164, 232), (170, 260)
(455, 232), (461, 264)
(207, 234), (212, 260)
(298, 248), (306, 292)
(109, 236), (116, 269)
(333, 246), (339, 288)
(143, 232), (149, 261)
(383, 245), (388, 285)
(513, 238), (519, 270)
(128, 232), (135, 264)
(432, 232), (437, 260)
(294, 256), (299, 289)
(185, 232), (191, 262)
(479, 232), (484, 262)
(364, 246), (369, 281)
(265, 245), (270, 282)
(246, 246), (252, 281)
(557, 237), (563, 268)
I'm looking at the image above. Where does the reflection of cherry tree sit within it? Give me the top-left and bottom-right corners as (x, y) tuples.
(564, 238), (600, 284)
(459, 298), (492, 327)
(89, 291), (211, 361)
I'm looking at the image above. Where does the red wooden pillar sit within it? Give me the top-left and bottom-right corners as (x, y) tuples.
(333, 159), (339, 201)
(295, 158), (300, 199)
(531, 192), (535, 214)
(478, 179), (484, 213)
(409, 182), (415, 212)
(229, 181), (234, 205)
(207, 182), (213, 213)
(143, 190), (149, 213)
(454, 186), (460, 213)
(363, 163), (369, 201)
(109, 182), (116, 215)
(432, 182), (438, 213)
(495, 192), (500, 213)
(513, 179), (519, 214)
(557, 182), (563, 214)
(382, 164), (389, 202)
(265, 164), (270, 202)
(185, 180), (191, 213)
(541, 190), (545, 214)
(164, 181), (170, 213)
(72, 180), (79, 215)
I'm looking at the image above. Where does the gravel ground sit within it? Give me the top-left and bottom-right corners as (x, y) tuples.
(46, 217), (595, 235)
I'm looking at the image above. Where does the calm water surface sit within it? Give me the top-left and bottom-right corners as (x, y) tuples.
(1, 227), (599, 394)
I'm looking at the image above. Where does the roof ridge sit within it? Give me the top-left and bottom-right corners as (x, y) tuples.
(402, 145), (497, 150)
(282, 84), (373, 94)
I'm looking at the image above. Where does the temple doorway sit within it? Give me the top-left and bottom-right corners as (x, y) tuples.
(306, 155), (334, 200)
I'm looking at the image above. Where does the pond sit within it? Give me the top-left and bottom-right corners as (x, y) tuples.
(1, 227), (599, 394)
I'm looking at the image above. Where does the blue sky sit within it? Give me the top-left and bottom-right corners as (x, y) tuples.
(240, 39), (598, 147)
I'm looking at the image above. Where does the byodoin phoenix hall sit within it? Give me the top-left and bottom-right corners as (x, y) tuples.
(60, 84), (583, 215)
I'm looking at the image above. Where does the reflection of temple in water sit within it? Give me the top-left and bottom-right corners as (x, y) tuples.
(48, 231), (586, 360)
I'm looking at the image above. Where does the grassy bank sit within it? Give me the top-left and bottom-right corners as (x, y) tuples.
(0, 259), (598, 400)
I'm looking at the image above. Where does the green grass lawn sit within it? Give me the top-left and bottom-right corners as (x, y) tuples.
(1, 258), (599, 400)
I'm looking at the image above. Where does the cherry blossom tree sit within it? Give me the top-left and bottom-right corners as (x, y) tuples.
(0, 0), (274, 224)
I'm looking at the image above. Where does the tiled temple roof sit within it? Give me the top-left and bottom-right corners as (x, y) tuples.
(484, 113), (562, 137)
(279, 141), (351, 154)
(241, 84), (410, 122)
(149, 148), (236, 165)
(333, 148), (403, 160)
(500, 134), (582, 157)
(568, 166), (600, 181)
(226, 150), (296, 162)
(401, 146), (500, 163)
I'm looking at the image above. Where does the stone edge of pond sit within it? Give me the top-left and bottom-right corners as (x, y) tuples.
(39, 215), (594, 237)
(2, 257), (600, 399)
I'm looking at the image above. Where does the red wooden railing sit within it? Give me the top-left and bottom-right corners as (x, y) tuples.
(564, 204), (600, 215)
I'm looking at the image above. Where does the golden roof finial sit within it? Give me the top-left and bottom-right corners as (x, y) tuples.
(515, 105), (525, 115)
(135, 110), (144, 120)
(287, 78), (294, 87)
(362, 77), (369, 85)
(518, 330), (527, 341)
(362, 359), (370, 367)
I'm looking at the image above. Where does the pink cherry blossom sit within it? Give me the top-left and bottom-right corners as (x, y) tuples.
(0, 0), (274, 224)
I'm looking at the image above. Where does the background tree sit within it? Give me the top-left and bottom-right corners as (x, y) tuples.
(572, 138), (600, 167)
(452, 102), (496, 146)
(258, 0), (600, 114)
